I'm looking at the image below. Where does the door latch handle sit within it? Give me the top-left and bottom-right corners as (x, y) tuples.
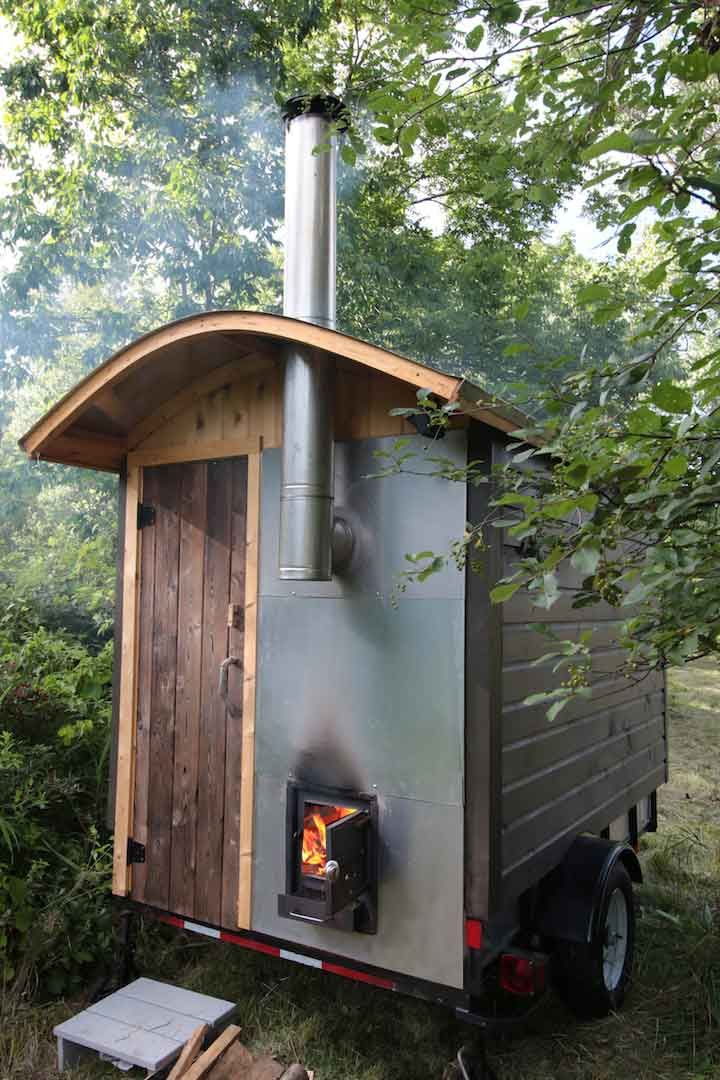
(218, 656), (242, 699)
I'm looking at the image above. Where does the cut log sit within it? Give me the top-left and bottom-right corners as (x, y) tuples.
(204, 1039), (255, 1079)
(244, 1055), (285, 1080)
(167, 1023), (209, 1080)
(280, 1066), (309, 1080)
(181, 1024), (242, 1080)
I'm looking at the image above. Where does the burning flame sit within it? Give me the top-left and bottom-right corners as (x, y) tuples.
(302, 803), (355, 877)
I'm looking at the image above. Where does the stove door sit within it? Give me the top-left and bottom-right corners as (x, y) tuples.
(327, 810), (370, 913)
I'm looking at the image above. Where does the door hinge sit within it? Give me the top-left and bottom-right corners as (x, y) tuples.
(137, 503), (156, 529)
(127, 838), (146, 865)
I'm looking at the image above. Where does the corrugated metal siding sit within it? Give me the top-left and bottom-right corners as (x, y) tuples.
(499, 546), (667, 907)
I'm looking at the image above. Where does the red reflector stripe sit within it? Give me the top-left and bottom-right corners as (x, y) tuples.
(157, 913), (396, 990)
(219, 930), (280, 957)
(465, 918), (483, 950)
(158, 914), (184, 928)
(322, 962), (396, 990)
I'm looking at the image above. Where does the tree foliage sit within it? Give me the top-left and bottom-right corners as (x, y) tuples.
(290, 0), (720, 682)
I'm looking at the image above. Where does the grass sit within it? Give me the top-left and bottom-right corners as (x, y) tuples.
(2, 662), (719, 1080)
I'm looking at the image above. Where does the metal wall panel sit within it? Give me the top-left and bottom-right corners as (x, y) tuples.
(252, 434), (467, 987)
(253, 776), (464, 986)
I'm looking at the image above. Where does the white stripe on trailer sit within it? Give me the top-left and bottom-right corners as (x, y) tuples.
(280, 949), (322, 968)
(184, 921), (221, 939)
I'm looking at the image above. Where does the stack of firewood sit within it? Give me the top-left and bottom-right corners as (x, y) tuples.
(166, 1024), (313, 1080)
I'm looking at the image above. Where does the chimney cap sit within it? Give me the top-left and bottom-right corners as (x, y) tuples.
(282, 93), (349, 130)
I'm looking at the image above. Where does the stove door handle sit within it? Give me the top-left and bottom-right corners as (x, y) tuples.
(218, 655), (242, 699)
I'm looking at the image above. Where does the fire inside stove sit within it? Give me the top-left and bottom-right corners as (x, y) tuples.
(302, 803), (356, 877)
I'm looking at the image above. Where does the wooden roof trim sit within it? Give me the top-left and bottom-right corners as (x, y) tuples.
(33, 429), (128, 472)
(21, 314), (254, 457)
(19, 310), (529, 465)
(19, 312), (461, 458)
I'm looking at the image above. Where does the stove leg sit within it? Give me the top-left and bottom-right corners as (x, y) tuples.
(117, 907), (138, 986)
(89, 908), (138, 1003)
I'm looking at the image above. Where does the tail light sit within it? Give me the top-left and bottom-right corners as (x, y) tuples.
(499, 952), (547, 997)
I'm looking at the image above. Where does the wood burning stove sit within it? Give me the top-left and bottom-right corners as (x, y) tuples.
(278, 782), (378, 933)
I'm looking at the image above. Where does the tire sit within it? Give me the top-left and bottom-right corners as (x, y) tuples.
(552, 861), (635, 1019)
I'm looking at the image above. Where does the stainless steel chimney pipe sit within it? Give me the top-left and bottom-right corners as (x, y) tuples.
(279, 95), (346, 581)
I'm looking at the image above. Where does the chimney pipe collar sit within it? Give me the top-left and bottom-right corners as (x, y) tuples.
(282, 93), (350, 130)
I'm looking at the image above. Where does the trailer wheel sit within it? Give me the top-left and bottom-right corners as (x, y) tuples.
(552, 861), (635, 1019)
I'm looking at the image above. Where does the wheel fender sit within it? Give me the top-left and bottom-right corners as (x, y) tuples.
(533, 835), (642, 945)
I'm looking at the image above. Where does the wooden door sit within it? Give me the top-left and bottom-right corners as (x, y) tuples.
(130, 458), (247, 928)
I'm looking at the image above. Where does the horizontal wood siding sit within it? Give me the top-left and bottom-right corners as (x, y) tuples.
(499, 545), (667, 907)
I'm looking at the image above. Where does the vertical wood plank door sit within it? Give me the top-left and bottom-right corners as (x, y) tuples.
(131, 458), (248, 928)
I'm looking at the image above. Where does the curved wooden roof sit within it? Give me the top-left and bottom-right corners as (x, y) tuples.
(19, 310), (525, 471)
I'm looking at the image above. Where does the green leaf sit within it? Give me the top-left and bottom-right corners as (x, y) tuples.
(577, 283), (612, 304)
(494, 492), (537, 509)
(417, 556), (445, 581)
(546, 696), (571, 723)
(617, 223), (636, 254)
(571, 545), (601, 575)
(13, 908), (33, 933)
(641, 260), (670, 289)
(537, 571), (560, 608)
(424, 113), (449, 137)
(524, 690), (562, 707)
(619, 194), (656, 224)
(663, 453), (689, 479)
(581, 132), (634, 161)
(340, 145), (357, 167)
(503, 341), (531, 356)
(669, 51), (709, 83)
(373, 125), (396, 145)
(544, 498), (579, 519)
(576, 493), (599, 512)
(465, 24), (485, 50)
(368, 92), (402, 114)
(627, 405), (662, 434)
(398, 123), (421, 155)
(541, 545), (565, 570)
(490, 581), (521, 603)
(593, 303), (626, 325)
(513, 299), (530, 320)
(651, 382), (693, 414)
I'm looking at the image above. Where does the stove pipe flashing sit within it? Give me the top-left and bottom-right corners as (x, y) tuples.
(279, 94), (347, 581)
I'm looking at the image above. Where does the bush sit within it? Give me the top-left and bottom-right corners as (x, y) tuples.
(0, 624), (114, 997)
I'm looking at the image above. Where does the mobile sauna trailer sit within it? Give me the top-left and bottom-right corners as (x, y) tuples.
(20, 96), (667, 1026)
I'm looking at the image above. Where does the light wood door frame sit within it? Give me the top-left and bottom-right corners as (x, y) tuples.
(112, 442), (261, 932)
(112, 461), (142, 895)
(237, 450), (260, 928)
